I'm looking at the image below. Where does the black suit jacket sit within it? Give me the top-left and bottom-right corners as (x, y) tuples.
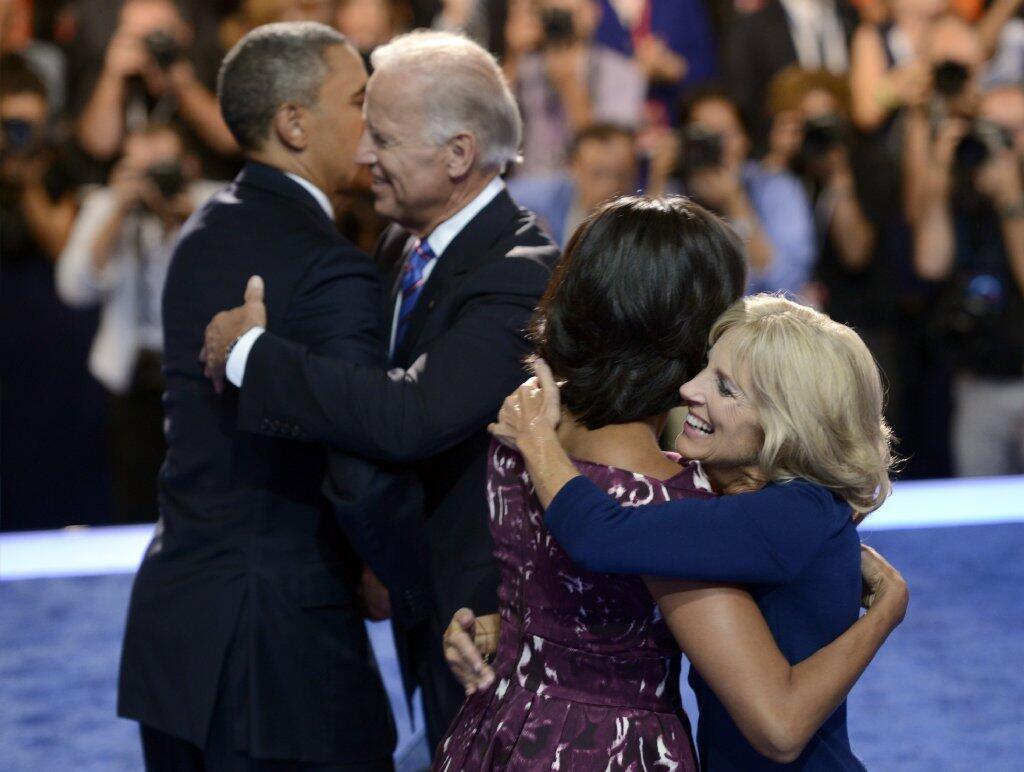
(724, 0), (857, 139)
(117, 162), (399, 763)
(236, 188), (559, 627)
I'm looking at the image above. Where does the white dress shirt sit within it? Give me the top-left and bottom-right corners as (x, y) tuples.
(284, 171), (334, 220)
(225, 175), (507, 387)
(56, 180), (223, 394)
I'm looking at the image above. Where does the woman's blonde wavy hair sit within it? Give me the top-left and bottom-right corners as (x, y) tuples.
(709, 294), (895, 517)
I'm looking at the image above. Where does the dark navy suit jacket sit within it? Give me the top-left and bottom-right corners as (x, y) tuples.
(117, 162), (403, 763)
(236, 188), (559, 628)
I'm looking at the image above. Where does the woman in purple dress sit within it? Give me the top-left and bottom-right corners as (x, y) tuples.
(435, 196), (742, 771)
(434, 197), (906, 770)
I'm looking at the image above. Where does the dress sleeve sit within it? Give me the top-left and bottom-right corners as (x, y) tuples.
(544, 476), (846, 584)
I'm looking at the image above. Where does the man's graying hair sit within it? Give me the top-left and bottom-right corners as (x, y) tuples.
(217, 22), (348, 152)
(370, 31), (522, 171)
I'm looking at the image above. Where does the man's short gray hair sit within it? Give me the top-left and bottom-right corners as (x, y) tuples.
(370, 31), (522, 172)
(217, 22), (348, 152)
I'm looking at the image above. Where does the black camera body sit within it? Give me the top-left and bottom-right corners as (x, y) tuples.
(541, 8), (575, 46)
(954, 119), (1014, 174)
(933, 59), (970, 98)
(143, 30), (185, 70)
(801, 114), (847, 159)
(147, 160), (185, 199)
(674, 125), (724, 180)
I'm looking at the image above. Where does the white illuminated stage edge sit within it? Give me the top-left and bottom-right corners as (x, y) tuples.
(2, 474), (1022, 581)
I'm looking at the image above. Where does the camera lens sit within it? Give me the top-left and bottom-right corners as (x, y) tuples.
(933, 60), (970, 98)
(144, 30), (184, 70)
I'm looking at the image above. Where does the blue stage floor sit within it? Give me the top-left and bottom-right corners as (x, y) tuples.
(2, 476), (1023, 770)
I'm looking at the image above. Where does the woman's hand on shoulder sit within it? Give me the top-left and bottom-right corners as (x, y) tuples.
(488, 358), (562, 452)
(443, 608), (500, 695)
(860, 544), (909, 629)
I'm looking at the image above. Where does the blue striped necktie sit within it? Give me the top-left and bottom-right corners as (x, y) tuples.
(393, 238), (437, 353)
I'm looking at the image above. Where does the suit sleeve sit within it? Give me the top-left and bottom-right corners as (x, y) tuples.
(281, 245), (430, 616)
(237, 251), (553, 463)
(281, 244), (386, 367)
(543, 477), (845, 584)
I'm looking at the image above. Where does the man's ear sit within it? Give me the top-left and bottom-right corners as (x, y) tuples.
(273, 103), (309, 152)
(445, 132), (478, 179)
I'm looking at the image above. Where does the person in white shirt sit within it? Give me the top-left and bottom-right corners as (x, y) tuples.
(56, 122), (220, 522)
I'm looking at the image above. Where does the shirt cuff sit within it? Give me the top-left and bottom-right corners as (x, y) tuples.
(226, 326), (265, 387)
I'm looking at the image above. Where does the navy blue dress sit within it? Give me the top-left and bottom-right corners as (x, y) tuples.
(544, 475), (867, 770)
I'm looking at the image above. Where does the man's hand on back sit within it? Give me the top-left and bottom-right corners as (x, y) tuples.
(200, 275), (267, 393)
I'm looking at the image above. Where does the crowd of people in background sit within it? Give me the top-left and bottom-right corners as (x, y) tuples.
(2, 0), (1023, 530)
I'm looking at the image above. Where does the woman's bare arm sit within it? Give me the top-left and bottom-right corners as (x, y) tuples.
(646, 545), (907, 764)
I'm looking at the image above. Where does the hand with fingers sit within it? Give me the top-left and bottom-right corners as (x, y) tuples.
(488, 358), (562, 451)
(199, 275), (267, 393)
(443, 608), (501, 695)
(860, 544), (909, 629)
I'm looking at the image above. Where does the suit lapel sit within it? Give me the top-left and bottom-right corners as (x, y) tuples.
(392, 190), (520, 365)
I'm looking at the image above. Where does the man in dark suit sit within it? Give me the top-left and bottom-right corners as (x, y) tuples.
(201, 31), (560, 750)
(118, 23), (409, 770)
(724, 0), (857, 141)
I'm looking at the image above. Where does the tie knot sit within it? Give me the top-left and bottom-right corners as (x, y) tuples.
(410, 239), (436, 267)
(399, 239), (437, 296)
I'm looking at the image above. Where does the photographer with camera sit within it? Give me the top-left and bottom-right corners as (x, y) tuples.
(1, 55), (109, 531)
(909, 80), (1024, 477)
(509, 122), (639, 246)
(649, 86), (814, 296)
(763, 66), (905, 430)
(74, 0), (236, 166)
(56, 123), (220, 522)
(0, 56), (76, 263)
(505, 0), (646, 174)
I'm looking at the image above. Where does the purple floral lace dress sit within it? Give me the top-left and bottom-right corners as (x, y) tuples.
(434, 441), (713, 771)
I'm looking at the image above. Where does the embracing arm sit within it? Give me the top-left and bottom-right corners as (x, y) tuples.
(236, 254), (552, 462)
(493, 362), (842, 584)
(543, 474), (837, 583)
(647, 546), (907, 763)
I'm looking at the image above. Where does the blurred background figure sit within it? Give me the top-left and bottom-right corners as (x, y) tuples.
(0, 0), (67, 117)
(56, 123), (221, 523)
(595, 0), (719, 126)
(982, 0), (1024, 86)
(0, 53), (108, 530)
(337, 0), (409, 67)
(505, 0), (646, 175)
(69, 0), (235, 179)
(764, 66), (904, 434)
(725, 0), (858, 144)
(508, 122), (638, 245)
(909, 81), (1024, 476)
(650, 86), (815, 297)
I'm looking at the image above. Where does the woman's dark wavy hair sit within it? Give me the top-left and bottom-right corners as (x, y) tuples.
(531, 195), (747, 430)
